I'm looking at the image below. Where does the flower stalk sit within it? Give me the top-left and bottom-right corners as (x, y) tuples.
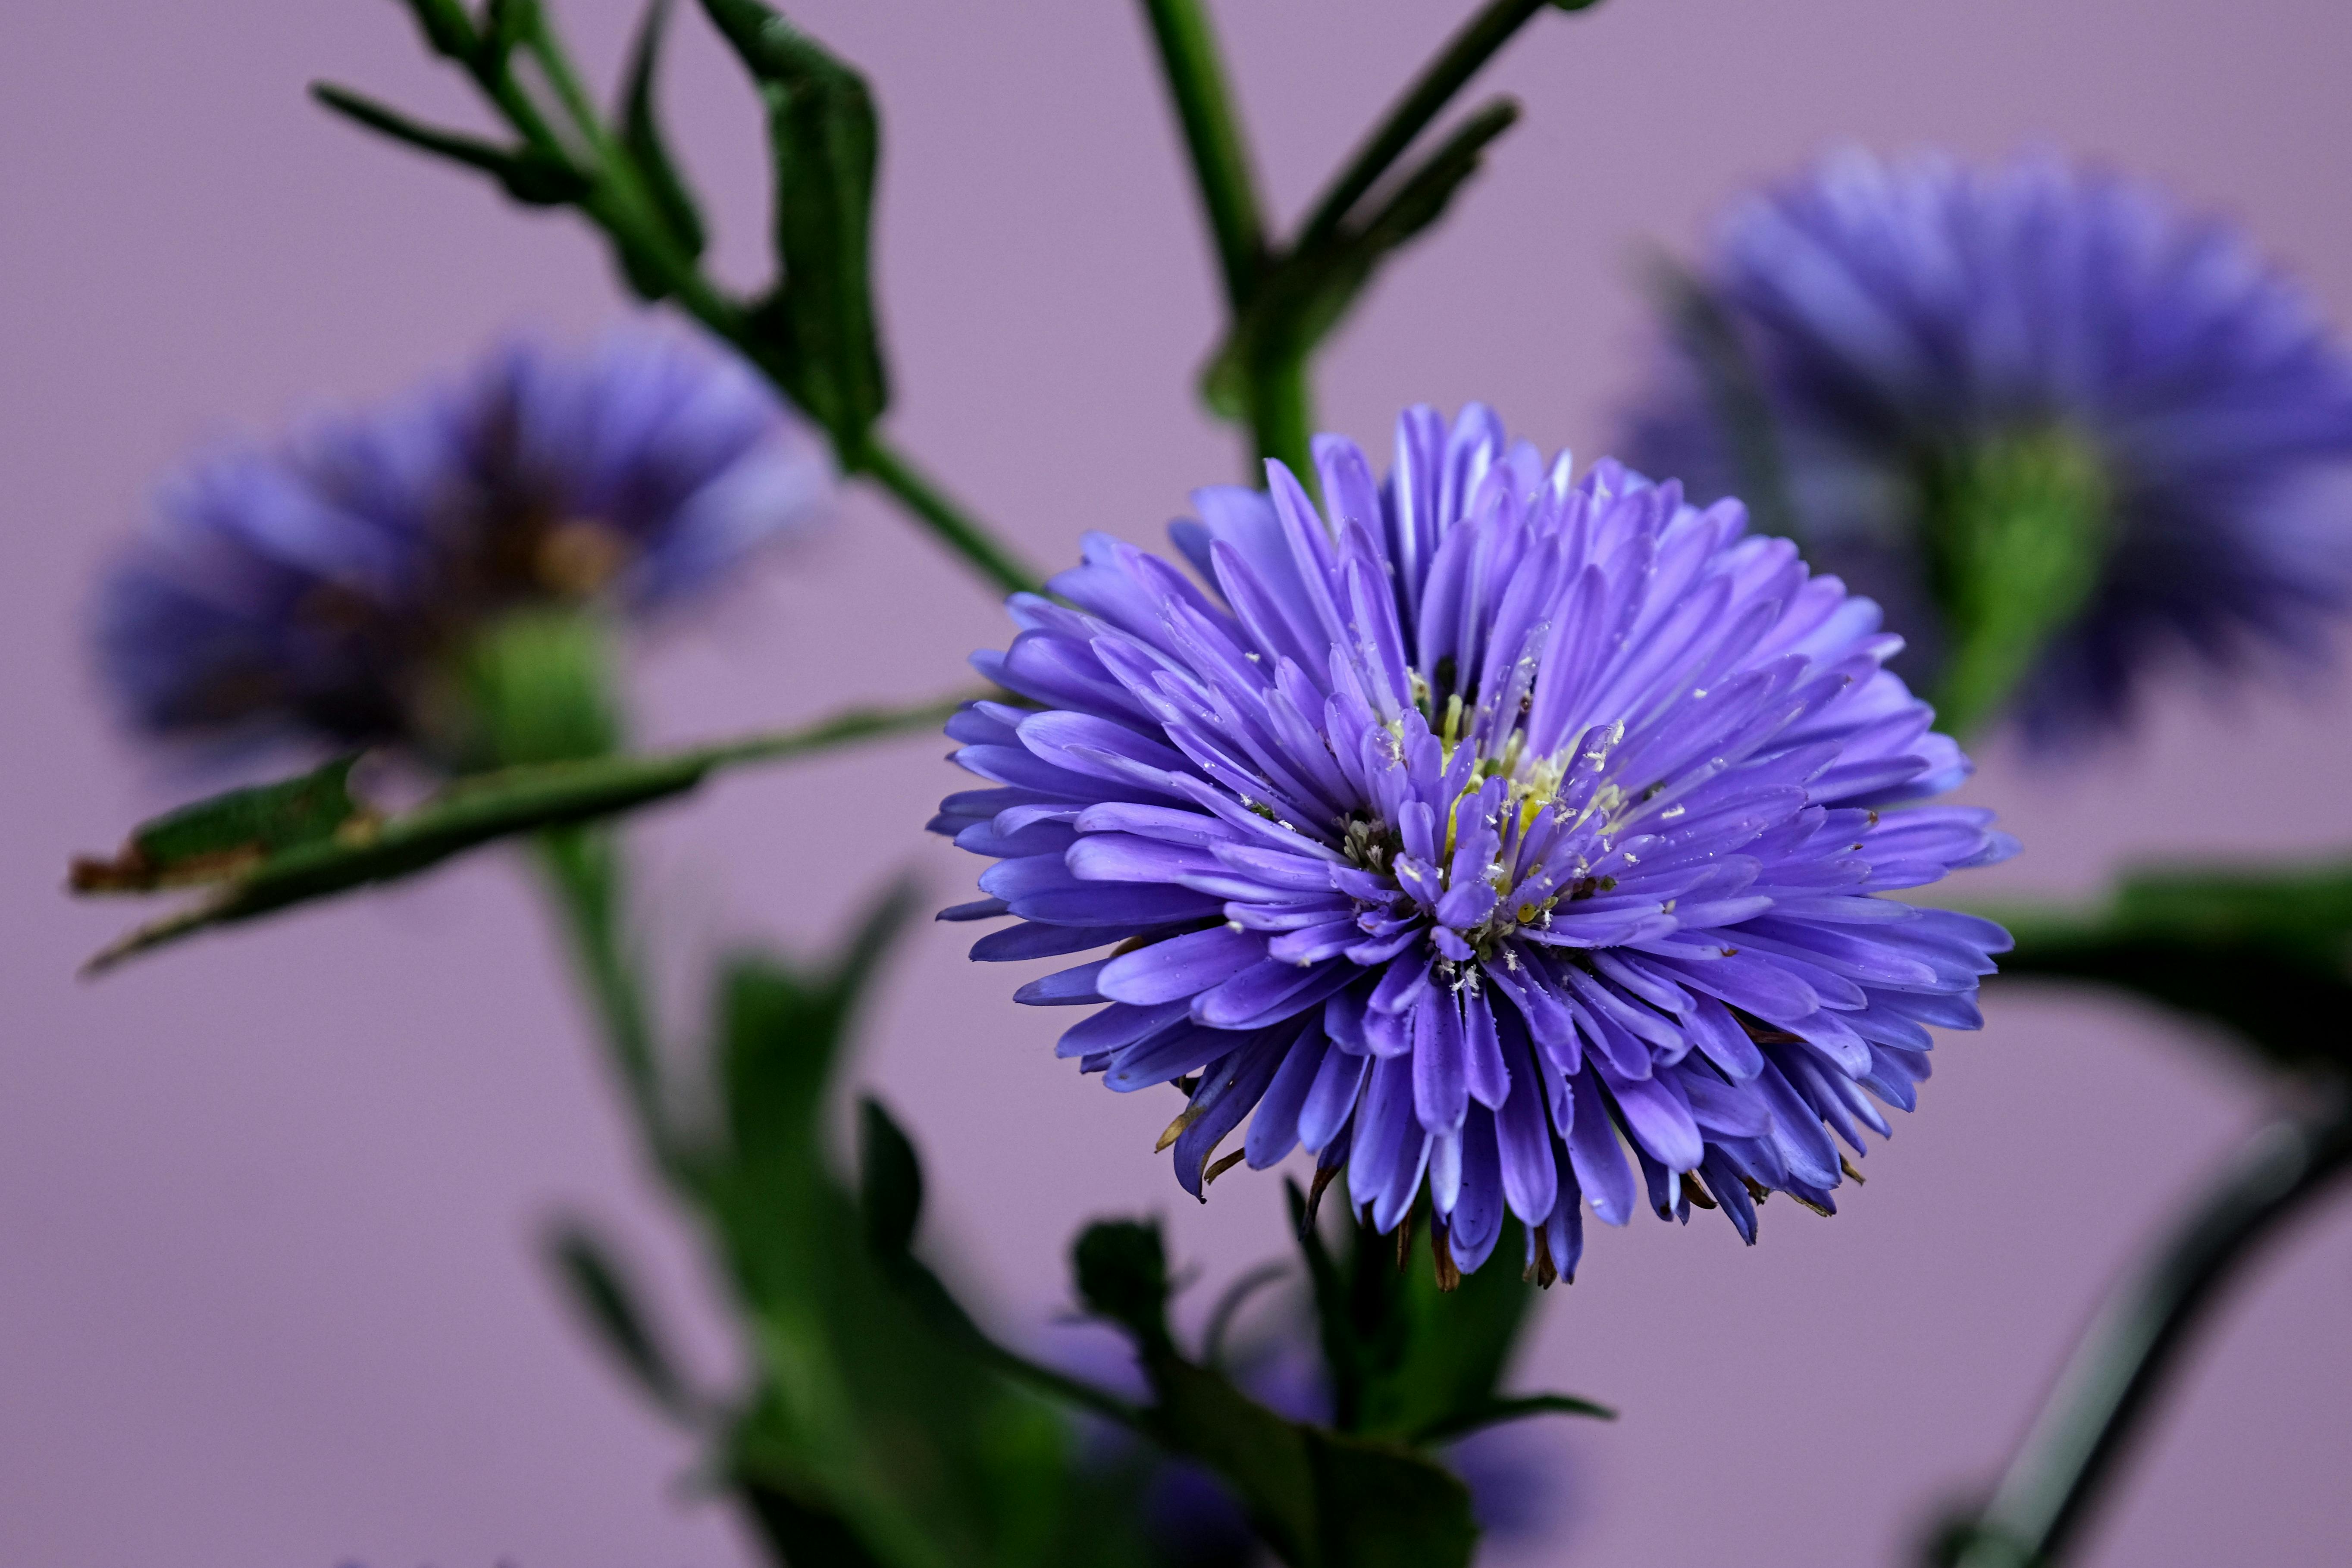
(1951, 1104), (2352, 1567)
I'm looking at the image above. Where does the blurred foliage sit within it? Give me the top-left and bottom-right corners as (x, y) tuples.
(1992, 859), (2352, 1080)
(67, 693), (966, 973)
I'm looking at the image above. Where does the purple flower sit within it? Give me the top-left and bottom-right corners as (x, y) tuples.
(934, 406), (2014, 1275)
(1624, 151), (2352, 745)
(96, 329), (829, 752)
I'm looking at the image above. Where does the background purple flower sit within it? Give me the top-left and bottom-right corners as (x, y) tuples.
(1623, 150), (2352, 746)
(935, 405), (2014, 1277)
(95, 328), (830, 752)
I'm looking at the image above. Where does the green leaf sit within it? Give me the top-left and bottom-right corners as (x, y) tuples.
(856, 1092), (923, 1259)
(1409, 1391), (1616, 1445)
(543, 1217), (699, 1423)
(616, 0), (709, 300)
(1992, 860), (2352, 1077)
(854, 1100), (1143, 1429)
(1127, 1306), (1479, 1568)
(1202, 98), (1519, 421)
(702, 908), (1114, 1568)
(69, 694), (968, 974)
(71, 754), (369, 894)
(311, 82), (591, 205)
(699, 0), (889, 451)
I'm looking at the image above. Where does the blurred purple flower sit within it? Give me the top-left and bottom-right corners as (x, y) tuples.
(934, 405), (2014, 1275)
(1624, 150), (2352, 745)
(96, 328), (829, 751)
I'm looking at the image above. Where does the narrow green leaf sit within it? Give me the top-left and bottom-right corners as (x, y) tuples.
(311, 82), (590, 205)
(544, 1217), (700, 1422)
(1409, 1391), (1616, 1446)
(699, 0), (889, 450)
(397, 0), (479, 59)
(70, 694), (969, 974)
(71, 754), (366, 893)
(617, 0), (709, 297)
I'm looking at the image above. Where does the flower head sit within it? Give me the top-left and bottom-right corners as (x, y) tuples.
(935, 406), (2014, 1277)
(1624, 151), (2352, 745)
(97, 329), (829, 754)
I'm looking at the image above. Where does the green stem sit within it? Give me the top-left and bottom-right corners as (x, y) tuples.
(1293, 0), (1560, 252)
(535, 824), (672, 1169)
(1137, 0), (1268, 310)
(439, 6), (1040, 604)
(1952, 1107), (2352, 1568)
(853, 438), (1045, 597)
(1247, 349), (1315, 491)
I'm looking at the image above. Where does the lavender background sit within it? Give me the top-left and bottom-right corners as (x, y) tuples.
(5, 2), (2351, 1564)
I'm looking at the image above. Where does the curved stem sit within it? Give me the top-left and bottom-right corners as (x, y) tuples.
(1954, 1105), (2352, 1568)
(1293, 0), (1558, 253)
(853, 438), (1045, 597)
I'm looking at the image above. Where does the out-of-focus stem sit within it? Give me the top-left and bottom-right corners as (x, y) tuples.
(1952, 1106), (2352, 1568)
(535, 824), (672, 1170)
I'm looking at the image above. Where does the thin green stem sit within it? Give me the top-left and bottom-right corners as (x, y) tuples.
(1293, 0), (1558, 252)
(1952, 1106), (2352, 1568)
(683, 687), (985, 771)
(1137, 0), (1268, 310)
(535, 825), (672, 1169)
(854, 438), (1045, 596)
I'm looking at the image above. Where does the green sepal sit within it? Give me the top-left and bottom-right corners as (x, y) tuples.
(699, 0), (890, 453)
(68, 695), (965, 974)
(1201, 98), (1519, 424)
(614, 0), (708, 300)
(1993, 859), (2352, 1079)
(1919, 426), (2111, 743)
(484, 0), (542, 56)
(1071, 1219), (1176, 1354)
(1285, 1182), (1600, 1445)
(543, 1216), (701, 1424)
(1067, 1215), (1480, 1568)
(311, 82), (590, 206)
